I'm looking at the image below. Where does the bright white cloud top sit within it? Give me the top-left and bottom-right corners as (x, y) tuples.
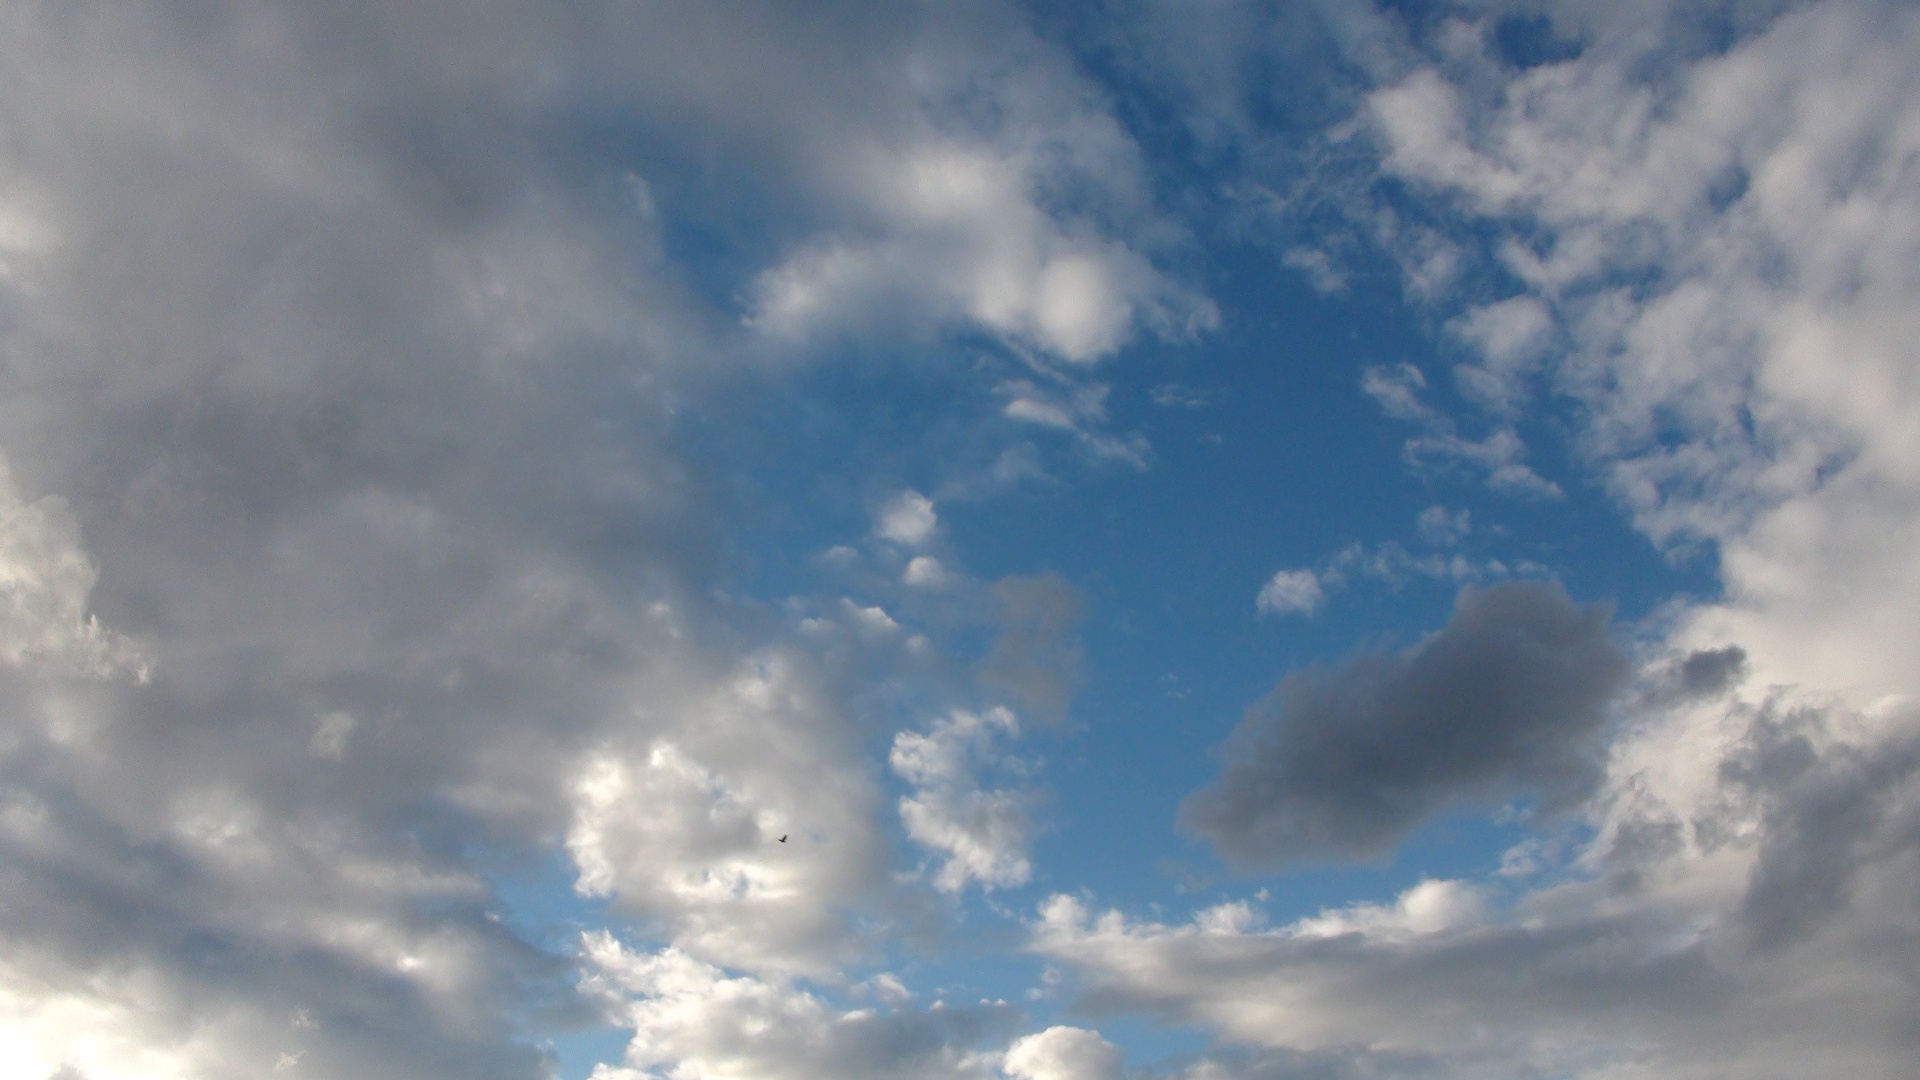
(1, 3), (1917, 1080)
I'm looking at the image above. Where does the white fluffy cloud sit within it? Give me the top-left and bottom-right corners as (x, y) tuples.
(746, 95), (1215, 362)
(1254, 570), (1323, 617)
(580, 931), (1012, 1080)
(565, 651), (890, 976)
(878, 491), (940, 547)
(1002, 1027), (1123, 1080)
(892, 707), (1033, 894)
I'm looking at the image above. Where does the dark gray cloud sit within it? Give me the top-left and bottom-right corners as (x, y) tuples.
(1722, 702), (1920, 949)
(1181, 581), (1630, 867)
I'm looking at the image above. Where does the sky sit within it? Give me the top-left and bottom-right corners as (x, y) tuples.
(1, 1), (1918, 1078)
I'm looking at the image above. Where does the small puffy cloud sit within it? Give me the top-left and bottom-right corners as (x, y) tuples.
(878, 490), (939, 547)
(1183, 581), (1630, 867)
(844, 600), (901, 638)
(891, 708), (1032, 894)
(1003, 1026), (1123, 1080)
(904, 555), (953, 589)
(1256, 569), (1325, 617)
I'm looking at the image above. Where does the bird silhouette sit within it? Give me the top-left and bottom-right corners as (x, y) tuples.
(778, 835), (788, 843)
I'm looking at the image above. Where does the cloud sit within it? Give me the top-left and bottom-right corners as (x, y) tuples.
(1003, 1026), (1123, 1080)
(892, 707), (1033, 894)
(998, 381), (1150, 467)
(732, 12), (1217, 364)
(1257, 536), (1544, 622)
(878, 490), (940, 547)
(1255, 570), (1324, 617)
(0, 460), (146, 680)
(580, 931), (1013, 1080)
(1445, 296), (1554, 416)
(1183, 582), (1630, 867)
(1038, 674), (1920, 1079)
(0, 1), (1154, 1071)
(565, 650), (890, 976)
(904, 555), (954, 589)
(1414, 506), (1470, 546)
(1721, 700), (1920, 949)
(1359, 364), (1563, 497)
(1024, 8), (1920, 1076)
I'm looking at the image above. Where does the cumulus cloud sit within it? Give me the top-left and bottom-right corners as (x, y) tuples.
(1003, 1026), (1123, 1080)
(1446, 296), (1554, 416)
(1255, 570), (1324, 617)
(565, 651), (890, 975)
(904, 555), (954, 589)
(580, 931), (1013, 1080)
(1184, 581), (1630, 867)
(747, 123), (1215, 362)
(892, 707), (1033, 894)
(878, 491), (940, 547)
(1358, 0), (1920, 702)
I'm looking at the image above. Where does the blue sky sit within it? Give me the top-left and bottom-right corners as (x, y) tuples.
(1, 3), (1917, 1079)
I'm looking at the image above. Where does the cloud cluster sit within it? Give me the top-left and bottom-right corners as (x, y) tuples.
(1036, 3), (1920, 1077)
(1043, 675), (1920, 1079)
(1361, 0), (1920, 698)
(0, 0), (1204, 1074)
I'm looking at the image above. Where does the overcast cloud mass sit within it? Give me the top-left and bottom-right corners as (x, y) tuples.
(2, 2), (1918, 1078)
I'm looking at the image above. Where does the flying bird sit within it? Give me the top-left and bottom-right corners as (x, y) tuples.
(778, 834), (788, 843)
